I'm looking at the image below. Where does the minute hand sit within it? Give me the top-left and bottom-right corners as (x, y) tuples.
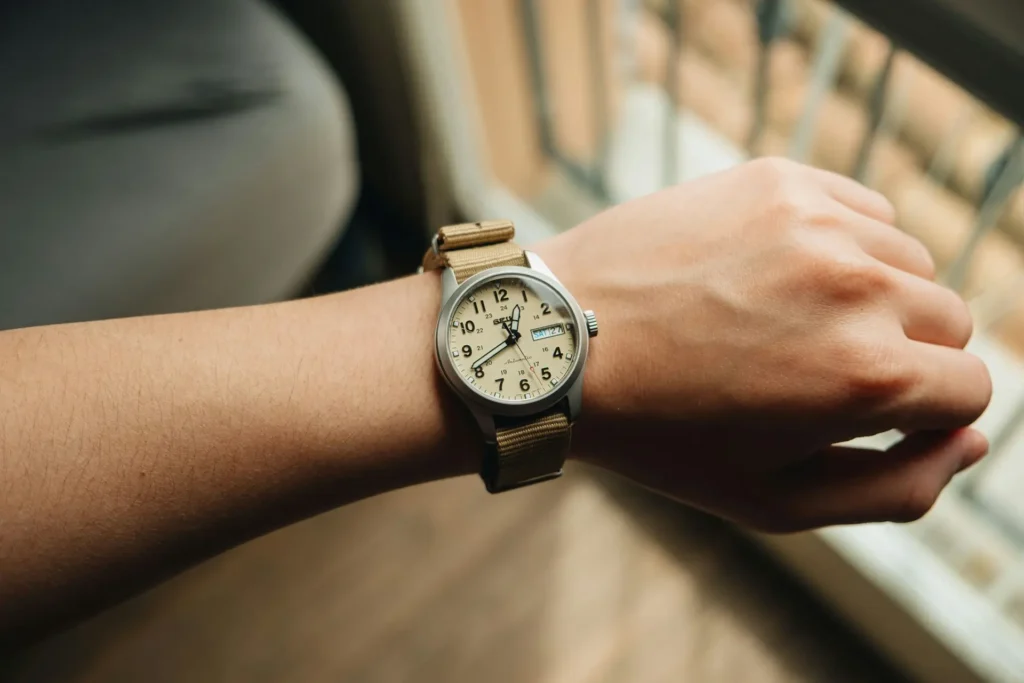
(471, 338), (512, 370)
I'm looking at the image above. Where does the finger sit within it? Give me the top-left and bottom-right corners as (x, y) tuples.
(833, 202), (936, 280)
(889, 267), (973, 348)
(816, 171), (897, 225)
(810, 167), (898, 225)
(768, 429), (988, 529)
(890, 344), (992, 432)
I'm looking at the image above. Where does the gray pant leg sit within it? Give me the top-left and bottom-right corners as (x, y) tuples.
(0, 0), (358, 329)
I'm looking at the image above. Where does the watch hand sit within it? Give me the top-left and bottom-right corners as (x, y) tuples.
(472, 332), (515, 370)
(502, 322), (522, 344)
(506, 327), (540, 379)
(511, 305), (521, 333)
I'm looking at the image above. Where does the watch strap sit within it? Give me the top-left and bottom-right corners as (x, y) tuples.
(424, 220), (572, 493)
(421, 220), (528, 283)
(484, 405), (571, 493)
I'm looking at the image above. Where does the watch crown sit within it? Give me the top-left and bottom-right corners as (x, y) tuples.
(584, 310), (598, 338)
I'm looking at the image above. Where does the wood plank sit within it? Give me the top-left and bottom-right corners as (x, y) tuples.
(4, 466), (906, 683)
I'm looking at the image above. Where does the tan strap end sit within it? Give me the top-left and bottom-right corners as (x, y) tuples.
(421, 220), (526, 282)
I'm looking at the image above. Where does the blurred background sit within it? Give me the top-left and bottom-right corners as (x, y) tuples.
(2, 0), (1024, 681)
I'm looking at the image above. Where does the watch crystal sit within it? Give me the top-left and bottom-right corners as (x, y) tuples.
(447, 276), (579, 402)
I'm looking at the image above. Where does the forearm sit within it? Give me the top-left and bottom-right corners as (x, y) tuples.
(0, 272), (477, 643)
(0, 158), (995, 650)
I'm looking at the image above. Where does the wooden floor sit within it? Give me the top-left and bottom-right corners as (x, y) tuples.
(4, 465), (905, 683)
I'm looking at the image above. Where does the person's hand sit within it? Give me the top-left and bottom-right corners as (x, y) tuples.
(536, 158), (992, 532)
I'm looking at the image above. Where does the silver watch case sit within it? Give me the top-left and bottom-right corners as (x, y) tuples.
(434, 251), (589, 441)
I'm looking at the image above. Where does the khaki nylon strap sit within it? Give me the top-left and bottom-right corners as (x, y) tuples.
(421, 220), (528, 283)
(485, 408), (571, 492)
(425, 220), (570, 493)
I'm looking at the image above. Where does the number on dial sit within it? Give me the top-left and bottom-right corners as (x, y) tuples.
(448, 278), (577, 402)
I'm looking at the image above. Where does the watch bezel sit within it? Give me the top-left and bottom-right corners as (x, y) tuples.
(435, 266), (589, 418)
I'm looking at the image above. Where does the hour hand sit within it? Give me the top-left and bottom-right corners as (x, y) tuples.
(471, 338), (512, 370)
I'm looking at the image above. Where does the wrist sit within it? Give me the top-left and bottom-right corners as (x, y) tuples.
(290, 274), (481, 497)
(389, 272), (483, 482)
(530, 237), (622, 465)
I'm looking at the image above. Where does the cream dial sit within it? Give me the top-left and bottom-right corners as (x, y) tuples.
(447, 276), (578, 402)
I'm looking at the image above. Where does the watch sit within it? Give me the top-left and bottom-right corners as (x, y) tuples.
(422, 220), (597, 493)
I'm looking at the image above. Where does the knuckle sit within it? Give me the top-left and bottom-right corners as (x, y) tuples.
(840, 260), (893, 298)
(911, 238), (937, 280)
(806, 207), (846, 231)
(794, 200), (851, 232)
(753, 155), (801, 180)
(980, 359), (994, 408)
(790, 240), (849, 294)
(766, 187), (808, 224)
(891, 480), (940, 523)
(802, 249), (837, 288)
(871, 192), (898, 225)
(812, 256), (894, 302)
(949, 293), (975, 348)
(751, 158), (812, 218)
(841, 340), (916, 403)
(964, 354), (994, 421)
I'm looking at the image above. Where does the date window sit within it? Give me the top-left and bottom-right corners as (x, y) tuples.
(531, 323), (565, 342)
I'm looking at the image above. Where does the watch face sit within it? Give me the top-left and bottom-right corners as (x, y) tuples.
(446, 275), (580, 403)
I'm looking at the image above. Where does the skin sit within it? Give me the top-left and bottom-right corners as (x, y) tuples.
(0, 159), (992, 648)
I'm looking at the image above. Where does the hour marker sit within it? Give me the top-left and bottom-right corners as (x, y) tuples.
(452, 322), (460, 328)
(566, 354), (573, 361)
(551, 379), (559, 385)
(452, 351), (460, 357)
(468, 295), (475, 301)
